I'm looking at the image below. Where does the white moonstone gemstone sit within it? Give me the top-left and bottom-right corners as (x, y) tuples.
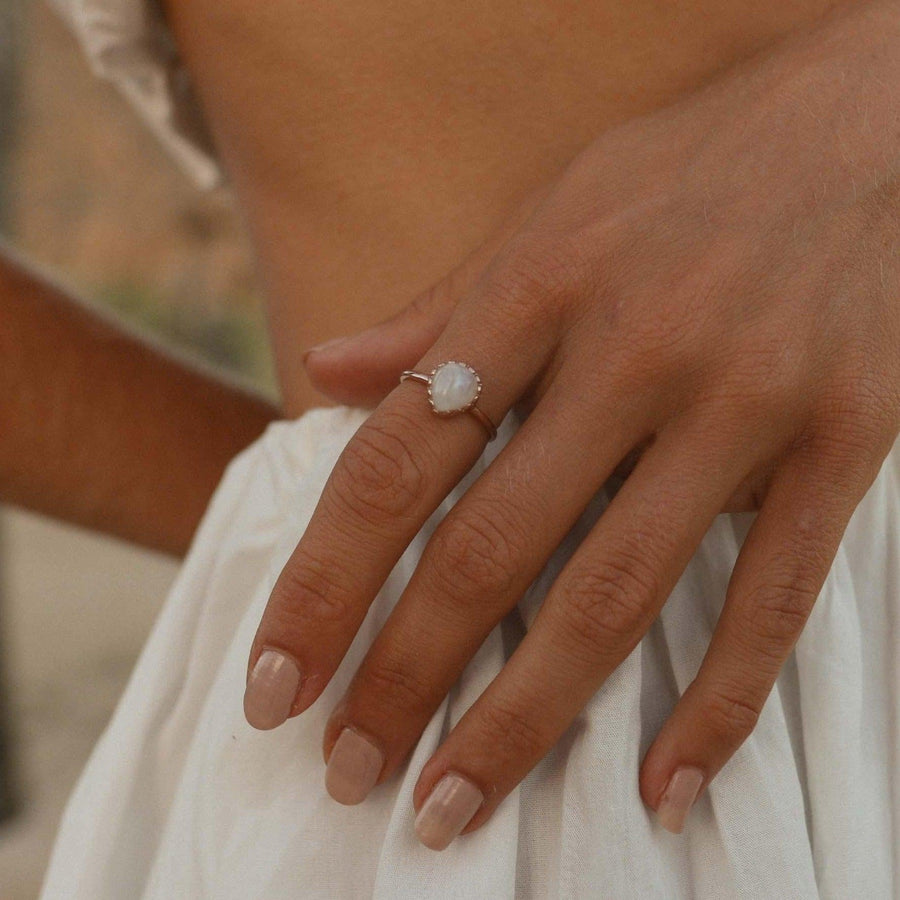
(430, 362), (480, 413)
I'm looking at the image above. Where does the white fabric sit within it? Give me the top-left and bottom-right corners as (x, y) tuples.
(50, 0), (221, 189)
(40, 406), (900, 898)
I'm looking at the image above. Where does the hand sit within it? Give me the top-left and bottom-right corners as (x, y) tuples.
(245, 0), (900, 847)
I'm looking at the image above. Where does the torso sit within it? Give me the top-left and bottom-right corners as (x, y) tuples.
(162, 0), (844, 413)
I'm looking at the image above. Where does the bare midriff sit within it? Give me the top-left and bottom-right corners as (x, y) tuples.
(162, 0), (845, 413)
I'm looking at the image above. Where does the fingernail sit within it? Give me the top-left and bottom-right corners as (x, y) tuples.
(414, 773), (484, 851)
(243, 649), (301, 730)
(325, 727), (385, 805)
(656, 766), (704, 834)
(302, 335), (350, 363)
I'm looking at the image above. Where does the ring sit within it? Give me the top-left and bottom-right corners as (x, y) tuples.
(400, 360), (498, 441)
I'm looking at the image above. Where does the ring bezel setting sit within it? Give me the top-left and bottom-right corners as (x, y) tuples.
(400, 360), (496, 440)
(425, 360), (482, 416)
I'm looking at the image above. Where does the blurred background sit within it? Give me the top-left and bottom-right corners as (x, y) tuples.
(0, 3), (275, 895)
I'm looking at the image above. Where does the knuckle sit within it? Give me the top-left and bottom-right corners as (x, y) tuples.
(814, 345), (900, 424)
(272, 552), (352, 624)
(360, 657), (434, 715)
(714, 364), (798, 433)
(742, 571), (819, 646)
(561, 553), (657, 655)
(427, 504), (525, 603)
(703, 686), (761, 742)
(624, 302), (700, 377)
(815, 380), (896, 465)
(329, 414), (426, 524)
(477, 699), (547, 762)
(484, 234), (582, 323)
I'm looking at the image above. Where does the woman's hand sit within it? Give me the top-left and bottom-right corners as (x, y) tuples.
(245, 0), (900, 847)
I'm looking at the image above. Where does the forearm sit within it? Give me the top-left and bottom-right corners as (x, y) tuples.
(0, 245), (281, 556)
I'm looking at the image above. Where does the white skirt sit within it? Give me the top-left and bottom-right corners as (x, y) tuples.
(40, 407), (900, 899)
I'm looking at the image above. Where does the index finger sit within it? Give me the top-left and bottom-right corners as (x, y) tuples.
(243, 301), (546, 729)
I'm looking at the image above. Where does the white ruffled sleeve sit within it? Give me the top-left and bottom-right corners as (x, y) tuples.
(49, 0), (223, 189)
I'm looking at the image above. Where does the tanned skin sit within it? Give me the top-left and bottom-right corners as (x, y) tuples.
(0, 246), (278, 556)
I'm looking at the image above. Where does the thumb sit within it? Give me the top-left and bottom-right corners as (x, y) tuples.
(303, 272), (460, 408)
(304, 188), (550, 408)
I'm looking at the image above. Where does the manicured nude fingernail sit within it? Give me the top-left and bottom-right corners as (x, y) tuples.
(302, 335), (350, 362)
(656, 767), (704, 834)
(414, 773), (484, 851)
(325, 728), (385, 805)
(243, 650), (301, 730)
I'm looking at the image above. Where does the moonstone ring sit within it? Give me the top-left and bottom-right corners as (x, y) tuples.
(400, 361), (498, 441)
